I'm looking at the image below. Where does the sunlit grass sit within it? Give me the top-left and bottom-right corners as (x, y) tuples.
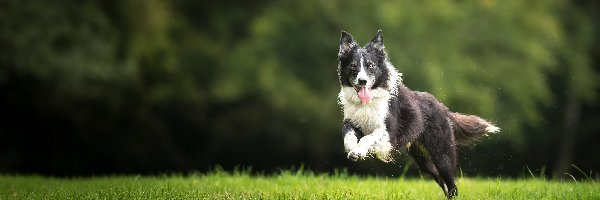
(0, 170), (598, 199)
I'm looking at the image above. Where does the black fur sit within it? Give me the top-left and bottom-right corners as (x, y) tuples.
(338, 30), (498, 199)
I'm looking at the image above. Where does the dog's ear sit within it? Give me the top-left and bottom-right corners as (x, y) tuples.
(339, 30), (357, 56)
(369, 29), (385, 50)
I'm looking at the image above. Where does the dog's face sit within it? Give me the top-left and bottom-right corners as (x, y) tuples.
(338, 30), (391, 104)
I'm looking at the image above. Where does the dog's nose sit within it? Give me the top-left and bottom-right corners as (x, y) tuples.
(358, 78), (367, 86)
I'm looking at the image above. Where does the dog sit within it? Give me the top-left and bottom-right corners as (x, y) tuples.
(337, 30), (500, 198)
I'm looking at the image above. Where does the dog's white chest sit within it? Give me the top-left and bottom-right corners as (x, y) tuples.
(340, 87), (394, 162)
(339, 87), (390, 134)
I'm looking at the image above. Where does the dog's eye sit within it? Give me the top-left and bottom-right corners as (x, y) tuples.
(351, 64), (357, 70)
(367, 63), (374, 68)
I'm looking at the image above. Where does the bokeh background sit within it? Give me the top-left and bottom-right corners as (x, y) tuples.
(1, 0), (599, 178)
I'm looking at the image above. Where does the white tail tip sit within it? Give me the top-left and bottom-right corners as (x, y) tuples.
(485, 126), (500, 134)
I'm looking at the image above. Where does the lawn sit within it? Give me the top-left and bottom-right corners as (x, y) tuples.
(1, 170), (598, 199)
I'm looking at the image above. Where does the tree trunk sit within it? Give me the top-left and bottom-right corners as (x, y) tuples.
(552, 96), (580, 179)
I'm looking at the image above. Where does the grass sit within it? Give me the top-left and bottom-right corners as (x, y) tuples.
(0, 170), (599, 199)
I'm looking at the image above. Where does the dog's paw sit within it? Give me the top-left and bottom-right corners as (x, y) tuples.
(347, 148), (368, 161)
(347, 152), (360, 161)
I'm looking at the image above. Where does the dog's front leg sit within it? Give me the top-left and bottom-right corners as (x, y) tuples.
(343, 130), (359, 153)
(342, 120), (361, 153)
(348, 128), (392, 161)
(347, 134), (375, 161)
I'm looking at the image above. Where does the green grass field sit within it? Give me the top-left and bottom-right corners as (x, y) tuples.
(1, 171), (598, 199)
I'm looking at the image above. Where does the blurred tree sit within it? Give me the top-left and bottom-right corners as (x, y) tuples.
(551, 0), (598, 179)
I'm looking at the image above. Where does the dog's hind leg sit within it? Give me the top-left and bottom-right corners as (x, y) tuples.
(409, 141), (448, 197)
(420, 125), (458, 198)
(425, 142), (458, 198)
(433, 154), (458, 199)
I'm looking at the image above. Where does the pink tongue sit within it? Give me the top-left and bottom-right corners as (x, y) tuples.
(358, 87), (372, 104)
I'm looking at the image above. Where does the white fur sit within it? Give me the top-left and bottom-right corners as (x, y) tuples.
(339, 87), (390, 134)
(371, 129), (394, 161)
(479, 119), (500, 134)
(356, 57), (368, 85)
(348, 128), (393, 162)
(385, 61), (402, 96)
(343, 130), (358, 153)
(485, 125), (500, 134)
(339, 63), (401, 162)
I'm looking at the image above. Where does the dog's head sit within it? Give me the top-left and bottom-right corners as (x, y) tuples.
(338, 30), (394, 104)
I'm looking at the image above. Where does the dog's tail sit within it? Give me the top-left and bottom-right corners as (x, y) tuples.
(450, 112), (500, 144)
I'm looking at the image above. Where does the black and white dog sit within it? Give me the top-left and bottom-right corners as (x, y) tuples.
(337, 30), (499, 198)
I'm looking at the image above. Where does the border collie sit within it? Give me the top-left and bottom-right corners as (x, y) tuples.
(337, 30), (499, 198)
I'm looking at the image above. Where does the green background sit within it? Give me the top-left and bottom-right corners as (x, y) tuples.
(0, 0), (598, 178)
